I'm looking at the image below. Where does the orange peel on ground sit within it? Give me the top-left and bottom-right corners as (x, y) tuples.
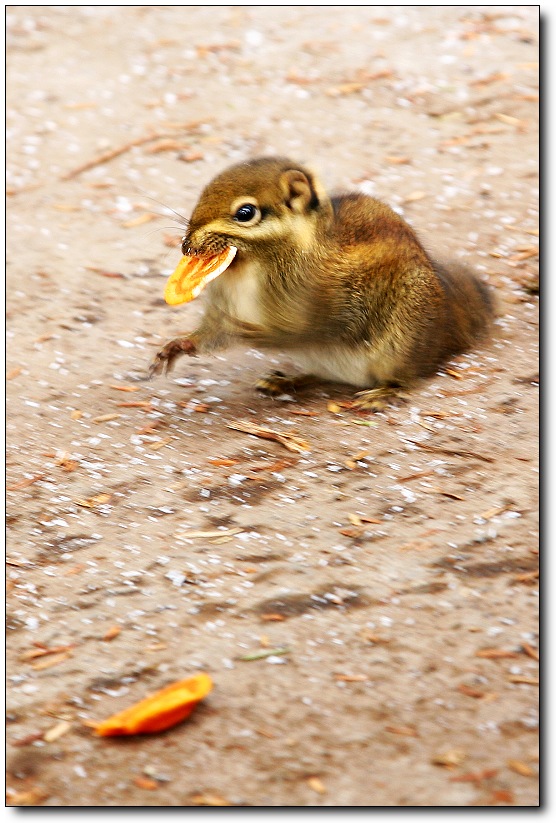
(164, 246), (237, 305)
(86, 672), (213, 736)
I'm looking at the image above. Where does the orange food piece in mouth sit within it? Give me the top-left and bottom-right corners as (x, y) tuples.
(87, 673), (213, 736)
(164, 246), (237, 305)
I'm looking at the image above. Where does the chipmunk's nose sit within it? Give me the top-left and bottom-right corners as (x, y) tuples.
(180, 231), (199, 255)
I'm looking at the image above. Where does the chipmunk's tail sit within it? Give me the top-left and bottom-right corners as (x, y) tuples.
(433, 260), (495, 356)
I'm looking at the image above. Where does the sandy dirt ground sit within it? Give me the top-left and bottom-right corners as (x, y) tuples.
(5, 5), (539, 808)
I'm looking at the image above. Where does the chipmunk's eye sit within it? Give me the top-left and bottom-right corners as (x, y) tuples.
(232, 202), (261, 225)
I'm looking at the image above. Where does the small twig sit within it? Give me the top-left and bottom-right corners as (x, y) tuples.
(435, 377), (495, 397)
(237, 647), (291, 662)
(508, 675), (539, 685)
(61, 133), (170, 180)
(61, 120), (209, 180)
(7, 473), (45, 491)
(403, 439), (494, 463)
(521, 643), (539, 661)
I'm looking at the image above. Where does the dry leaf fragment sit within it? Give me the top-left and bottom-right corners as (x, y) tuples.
(43, 720), (71, 743)
(62, 564), (85, 576)
(134, 776), (159, 790)
(307, 777), (327, 794)
(345, 449), (370, 469)
(476, 648), (519, 659)
(56, 454), (79, 472)
(65, 101), (99, 110)
(350, 450), (370, 464)
(86, 673), (213, 736)
(110, 384), (140, 392)
(180, 401), (210, 413)
(137, 421), (163, 435)
(512, 569), (539, 583)
(227, 420), (310, 453)
(6, 787), (50, 806)
(75, 493), (112, 508)
(403, 191), (426, 203)
(385, 155), (410, 164)
(91, 413), (122, 424)
(6, 366), (22, 379)
(179, 151), (204, 163)
(334, 673), (368, 682)
(450, 768), (498, 784)
(359, 630), (388, 644)
(489, 789), (515, 804)
(326, 82), (366, 96)
(70, 410), (83, 420)
(507, 759), (535, 777)
(495, 113), (522, 127)
(350, 418), (379, 428)
(190, 794), (232, 806)
(102, 625), (121, 641)
(148, 437), (172, 450)
(20, 644), (74, 661)
(508, 675), (539, 685)
(385, 725), (418, 737)
(291, 408), (319, 417)
(339, 525), (365, 538)
(439, 135), (473, 149)
(286, 70), (317, 85)
(509, 246), (538, 261)
(457, 683), (490, 699)
(32, 651), (72, 671)
(432, 749), (466, 767)
(471, 71), (508, 86)
(479, 505), (507, 520)
(251, 458), (297, 473)
(176, 527), (242, 540)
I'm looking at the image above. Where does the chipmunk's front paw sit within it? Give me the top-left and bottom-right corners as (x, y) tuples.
(256, 370), (315, 397)
(351, 386), (409, 412)
(149, 337), (197, 378)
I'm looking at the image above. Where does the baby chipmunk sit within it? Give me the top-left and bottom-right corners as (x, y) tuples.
(150, 156), (493, 408)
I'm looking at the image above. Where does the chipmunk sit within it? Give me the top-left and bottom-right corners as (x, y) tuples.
(149, 156), (493, 408)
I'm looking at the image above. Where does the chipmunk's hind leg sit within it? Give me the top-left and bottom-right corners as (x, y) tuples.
(351, 384), (409, 412)
(256, 370), (317, 396)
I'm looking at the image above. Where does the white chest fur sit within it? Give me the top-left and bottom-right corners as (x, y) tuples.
(221, 257), (265, 325)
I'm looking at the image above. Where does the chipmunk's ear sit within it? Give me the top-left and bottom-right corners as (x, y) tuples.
(280, 169), (320, 213)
